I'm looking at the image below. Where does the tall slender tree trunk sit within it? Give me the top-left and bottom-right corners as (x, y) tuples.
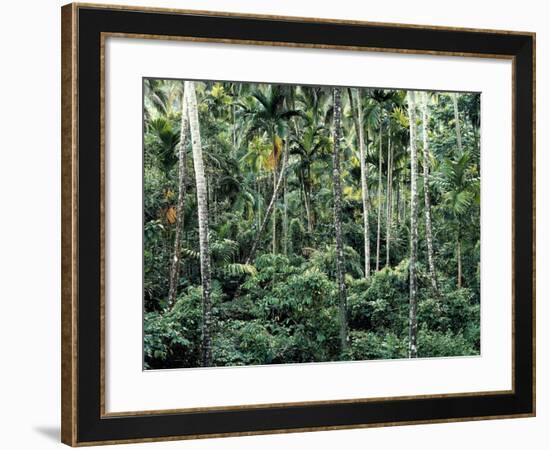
(306, 173), (315, 232)
(283, 140), (289, 256)
(420, 92), (439, 294)
(167, 87), (189, 308)
(397, 180), (407, 223)
(232, 103), (237, 149)
(291, 98), (313, 236)
(407, 91), (419, 359)
(376, 121), (383, 271)
(245, 145), (288, 265)
(207, 175), (213, 218)
(272, 163), (278, 254)
(211, 177), (218, 226)
(452, 92), (463, 289)
(302, 174), (313, 234)
(184, 81), (213, 367)
(395, 177), (401, 226)
(457, 237), (462, 289)
(386, 129), (393, 267)
(366, 128), (373, 209)
(332, 88), (348, 354)
(256, 178), (261, 230)
(348, 88), (371, 278)
(452, 93), (463, 153)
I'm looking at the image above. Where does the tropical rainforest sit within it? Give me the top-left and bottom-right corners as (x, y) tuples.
(143, 78), (481, 369)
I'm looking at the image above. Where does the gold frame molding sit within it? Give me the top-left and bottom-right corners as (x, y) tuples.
(62, 2), (536, 446)
(61, 3), (78, 445)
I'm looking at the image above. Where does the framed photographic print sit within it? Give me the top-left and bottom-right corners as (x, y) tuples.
(61, 2), (536, 446)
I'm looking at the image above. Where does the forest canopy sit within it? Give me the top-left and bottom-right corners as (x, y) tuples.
(143, 79), (481, 369)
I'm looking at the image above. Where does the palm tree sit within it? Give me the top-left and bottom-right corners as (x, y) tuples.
(434, 149), (479, 289)
(241, 132), (272, 230)
(442, 92), (480, 289)
(144, 79), (186, 309)
(385, 126), (393, 267)
(332, 87), (348, 354)
(239, 84), (299, 257)
(452, 93), (463, 154)
(420, 91), (439, 294)
(143, 80), (182, 173)
(144, 79), (182, 121)
(184, 81), (213, 367)
(376, 117), (384, 272)
(380, 91), (406, 268)
(406, 90), (419, 358)
(370, 89), (393, 271)
(347, 88), (371, 278)
(167, 84), (190, 307)
(245, 141), (289, 265)
(292, 86), (332, 235)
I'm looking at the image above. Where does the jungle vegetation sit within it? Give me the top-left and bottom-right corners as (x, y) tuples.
(143, 79), (481, 369)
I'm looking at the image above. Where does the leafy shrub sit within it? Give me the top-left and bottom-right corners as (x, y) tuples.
(348, 265), (408, 333)
(308, 245), (364, 279)
(349, 331), (407, 361)
(416, 325), (478, 358)
(144, 289), (201, 369)
(417, 287), (479, 347)
(144, 285), (222, 369)
(213, 320), (277, 366)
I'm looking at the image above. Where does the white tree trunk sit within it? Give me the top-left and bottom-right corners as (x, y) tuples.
(184, 81), (213, 367)
(348, 88), (371, 278)
(332, 88), (348, 354)
(283, 140), (289, 256)
(167, 87), (189, 308)
(407, 91), (419, 359)
(452, 92), (464, 288)
(395, 176), (401, 226)
(386, 129), (393, 267)
(420, 92), (439, 294)
(376, 122), (383, 272)
(452, 93), (463, 153)
(457, 238), (462, 289)
(272, 164), (277, 254)
(245, 144), (288, 265)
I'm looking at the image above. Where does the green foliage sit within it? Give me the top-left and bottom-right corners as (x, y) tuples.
(349, 331), (407, 360)
(143, 219), (170, 311)
(309, 244), (364, 279)
(212, 320), (278, 366)
(348, 263), (409, 332)
(144, 287), (204, 368)
(417, 326), (478, 358)
(143, 79), (481, 369)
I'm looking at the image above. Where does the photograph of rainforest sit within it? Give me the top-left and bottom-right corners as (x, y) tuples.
(143, 78), (481, 370)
